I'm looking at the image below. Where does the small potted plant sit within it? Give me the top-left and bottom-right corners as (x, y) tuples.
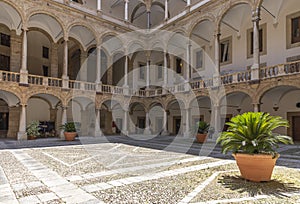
(217, 112), (293, 182)
(196, 121), (210, 143)
(61, 122), (77, 141)
(26, 121), (41, 140)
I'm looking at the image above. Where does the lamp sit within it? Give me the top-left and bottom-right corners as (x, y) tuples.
(273, 106), (279, 111)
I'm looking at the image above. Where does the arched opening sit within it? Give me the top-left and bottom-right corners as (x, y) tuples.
(101, 100), (123, 135)
(129, 102), (146, 134)
(260, 85), (300, 142)
(166, 99), (185, 135)
(27, 94), (61, 138)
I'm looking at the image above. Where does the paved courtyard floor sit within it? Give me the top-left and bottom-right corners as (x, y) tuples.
(0, 135), (300, 204)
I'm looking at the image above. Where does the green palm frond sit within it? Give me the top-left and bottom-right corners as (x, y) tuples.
(217, 112), (293, 155)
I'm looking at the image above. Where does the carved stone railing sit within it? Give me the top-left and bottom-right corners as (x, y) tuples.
(0, 71), (20, 83)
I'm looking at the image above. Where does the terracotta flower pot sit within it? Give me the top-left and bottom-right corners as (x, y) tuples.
(27, 135), (36, 140)
(233, 153), (279, 182)
(196, 133), (207, 143)
(64, 132), (77, 141)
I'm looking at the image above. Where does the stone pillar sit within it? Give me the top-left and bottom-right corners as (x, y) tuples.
(60, 106), (67, 138)
(51, 43), (59, 78)
(20, 28), (28, 84)
(124, 55), (129, 87)
(253, 103), (261, 112)
(17, 104), (27, 140)
(213, 31), (221, 87)
(186, 41), (191, 81)
(95, 109), (102, 136)
(7, 106), (20, 139)
(146, 60), (150, 88)
(96, 46), (102, 83)
(62, 38), (69, 88)
(144, 112), (151, 135)
(251, 7), (261, 80)
(164, 0), (168, 20)
(163, 52), (168, 87)
(183, 108), (191, 138)
(212, 105), (221, 140)
(10, 30), (22, 72)
(147, 11), (151, 29)
(122, 109), (129, 136)
(124, 0), (129, 21)
(97, 0), (102, 11)
(187, 0), (191, 6)
(161, 109), (169, 136)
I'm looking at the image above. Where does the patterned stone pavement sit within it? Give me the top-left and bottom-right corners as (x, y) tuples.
(0, 136), (299, 204)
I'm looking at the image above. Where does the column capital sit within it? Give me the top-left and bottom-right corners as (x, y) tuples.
(22, 26), (28, 32)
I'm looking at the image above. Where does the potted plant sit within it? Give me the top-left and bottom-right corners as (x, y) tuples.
(26, 121), (41, 140)
(217, 112), (293, 182)
(61, 122), (77, 141)
(196, 121), (210, 143)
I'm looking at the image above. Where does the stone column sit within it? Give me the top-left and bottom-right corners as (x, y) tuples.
(161, 109), (169, 135)
(164, 0), (168, 20)
(122, 109), (129, 136)
(253, 103), (261, 112)
(251, 7), (261, 80)
(124, 55), (129, 87)
(60, 106), (67, 138)
(95, 108), (102, 136)
(183, 108), (191, 138)
(187, 0), (191, 6)
(147, 11), (151, 29)
(96, 46), (102, 83)
(163, 51), (168, 89)
(17, 104), (27, 140)
(20, 27), (28, 84)
(213, 31), (221, 87)
(144, 112), (151, 135)
(51, 43), (59, 78)
(124, 0), (129, 21)
(186, 41), (191, 81)
(62, 38), (69, 88)
(212, 105), (221, 140)
(97, 0), (102, 11)
(146, 59), (150, 88)
(10, 30), (22, 72)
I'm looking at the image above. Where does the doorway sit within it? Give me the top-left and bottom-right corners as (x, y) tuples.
(173, 116), (181, 135)
(137, 117), (145, 134)
(287, 112), (300, 142)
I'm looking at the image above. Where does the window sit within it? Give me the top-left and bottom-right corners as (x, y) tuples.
(42, 46), (49, 59)
(157, 63), (163, 79)
(292, 17), (300, 44)
(139, 63), (145, 80)
(220, 36), (232, 65)
(247, 23), (267, 58)
(176, 58), (183, 74)
(43, 65), (49, 77)
(287, 12), (300, 49)
(0, 33), (10, 47)
(0, 55), (10, 71)
(195, 49), (203, 69)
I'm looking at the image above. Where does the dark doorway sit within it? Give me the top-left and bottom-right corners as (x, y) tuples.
(174, 117), (181, 135)
(292, 116), (300, 142)
(138, 117), (145, 129)
(0, 112), (9, 138)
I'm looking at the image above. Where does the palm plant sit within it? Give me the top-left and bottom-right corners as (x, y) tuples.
(197, 121), (210, 134)
(217, 112), (293, 157)
(60, 122), (77, 132)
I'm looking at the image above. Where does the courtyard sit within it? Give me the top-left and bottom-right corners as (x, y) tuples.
(0, 136), (299, 204)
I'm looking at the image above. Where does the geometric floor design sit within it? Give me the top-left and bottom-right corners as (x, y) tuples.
(0, 136), (299, 204)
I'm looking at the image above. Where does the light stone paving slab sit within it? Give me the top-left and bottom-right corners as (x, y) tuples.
(18, 195), (40, 204)
(67, 156), (209, 182)
(0, 165), (18, 204)
(37, 192), (59, 202)
(82, 160), (234, 193)
(11, 150), (104, 204)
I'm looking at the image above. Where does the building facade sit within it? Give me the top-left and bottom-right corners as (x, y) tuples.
(0, 0), (300, 142)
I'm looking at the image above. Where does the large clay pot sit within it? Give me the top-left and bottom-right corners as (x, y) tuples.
(27, 135), (36, 140)
(64, 132), (77, 141)
(196, 133), (207, 143)
(233, 153), (279, 182)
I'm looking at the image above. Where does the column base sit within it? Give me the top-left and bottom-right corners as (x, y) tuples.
(94, 131), (103, 137)
(121, 130), (129, 136)
(96, 82), (102, 92)
(62, 76), (69, 89)
(183, 131), (191, 138)
(251, 65), (260, 80)
(17, 131), (27, 140)
(19, 70), (28, 85)
(143, 128), (152, 135)
(60, 131), (65, 140)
